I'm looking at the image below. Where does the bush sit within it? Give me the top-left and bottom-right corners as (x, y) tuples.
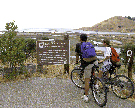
(0, 21), (27, 79)
(24, 38), (36, 58)
(42, 36), (49, 40)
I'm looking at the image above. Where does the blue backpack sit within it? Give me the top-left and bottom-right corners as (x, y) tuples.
(81, 42), (96, 58)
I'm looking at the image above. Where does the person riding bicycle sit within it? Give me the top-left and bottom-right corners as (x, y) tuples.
(75, 34), (98, 102)
(98, 39), (112, 79)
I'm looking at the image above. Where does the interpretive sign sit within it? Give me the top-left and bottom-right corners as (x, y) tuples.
(126, 50), (133, 63)
(37, 40), (70, 65)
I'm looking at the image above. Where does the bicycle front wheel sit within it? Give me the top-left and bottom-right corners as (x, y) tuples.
(71, 69), (85, 89)
(111, 75), (134, 99)
(91, 77), (107, 107)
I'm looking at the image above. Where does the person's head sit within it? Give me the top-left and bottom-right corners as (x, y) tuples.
(103, 39), (110, 46)
(80, 34), (87, 42)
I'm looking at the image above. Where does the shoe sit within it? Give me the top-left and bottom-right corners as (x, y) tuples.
(81, 95), (89, 103)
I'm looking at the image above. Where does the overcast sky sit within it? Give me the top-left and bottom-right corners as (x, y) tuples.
(0, 0), (134, 30)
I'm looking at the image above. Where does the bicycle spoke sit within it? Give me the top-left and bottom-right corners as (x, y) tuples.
(92, 77), (107, 107)
(112, 75), (134, 99)
(71, 69), (85, 89)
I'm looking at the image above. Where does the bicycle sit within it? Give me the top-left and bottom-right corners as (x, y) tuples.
(71, 61), (107, 107)
(101, 64), (134, 99)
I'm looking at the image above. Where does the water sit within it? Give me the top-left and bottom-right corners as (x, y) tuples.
(70, 55), (104, 59)
(18, 28), (135, 35)
(110, 40), (122, 44)
(93, 41), (103, 45)
(1, 28), (135, 35)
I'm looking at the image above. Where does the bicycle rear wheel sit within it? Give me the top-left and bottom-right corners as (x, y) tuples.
(71, 69), (85, 89)
(111, 75), (134, 99)
(91, 77), (107, 107)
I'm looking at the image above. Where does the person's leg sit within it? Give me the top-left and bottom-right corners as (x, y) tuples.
(106, 64), (112, 78)
(82, 61), (98, 102)
(98, 66), (109, 78)
(98, 63), (110, 78)
(106, 72), (109, 78)
(98, 70), (103, 78)
(84, 63), (94, 95)
(81, 64), (93, 102)
(85, 78), (90, 96)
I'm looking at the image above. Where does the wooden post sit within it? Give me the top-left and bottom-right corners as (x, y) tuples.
(37, 64), (43, 73)
(126, 49), (133, 79)
(36, 40), (43, 73)
(64, 34), (69, 74)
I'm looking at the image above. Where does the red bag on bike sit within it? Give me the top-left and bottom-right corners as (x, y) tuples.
(110, 47), (120, 65)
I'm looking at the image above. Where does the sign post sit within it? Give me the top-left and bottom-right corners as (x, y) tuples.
(126, 49), (133, 79)
(64, 34), (69, 74)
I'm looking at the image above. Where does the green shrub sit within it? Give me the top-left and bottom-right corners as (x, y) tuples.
(42, 36), (49, 40)
(25, 38), (36, 58)
(0, 21), (27, 80)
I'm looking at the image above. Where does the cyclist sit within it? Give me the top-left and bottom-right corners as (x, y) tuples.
(75, 34), (98, 102)
(98, 39), (112, 79)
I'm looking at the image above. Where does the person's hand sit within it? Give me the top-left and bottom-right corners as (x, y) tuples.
(75, 61), (78, 64)
(74, 62), (78, 66)
(98, 60), (103, 64)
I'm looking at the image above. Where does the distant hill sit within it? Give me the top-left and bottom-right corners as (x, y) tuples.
(79, 16), (135, 33)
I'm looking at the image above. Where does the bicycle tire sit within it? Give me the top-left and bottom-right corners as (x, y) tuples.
(71, 69), (85, 89)
(111, 75), (134, 99)
(91, 77), (107, 107)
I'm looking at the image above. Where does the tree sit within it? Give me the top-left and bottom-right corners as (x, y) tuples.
(127, 16), (132, 20)
(0, 21), (27, 79)
(25, 38), (36, 59)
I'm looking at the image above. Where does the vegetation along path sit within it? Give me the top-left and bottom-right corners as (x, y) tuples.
(0, 77), (135, 108)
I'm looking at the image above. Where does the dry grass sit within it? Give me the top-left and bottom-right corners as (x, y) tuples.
(0, 57), (75, 83)
(80, 16), (135, 32)
(36, 58), (75, 79)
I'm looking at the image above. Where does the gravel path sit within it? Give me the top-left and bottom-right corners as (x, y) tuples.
(0, 77), (135, 108)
